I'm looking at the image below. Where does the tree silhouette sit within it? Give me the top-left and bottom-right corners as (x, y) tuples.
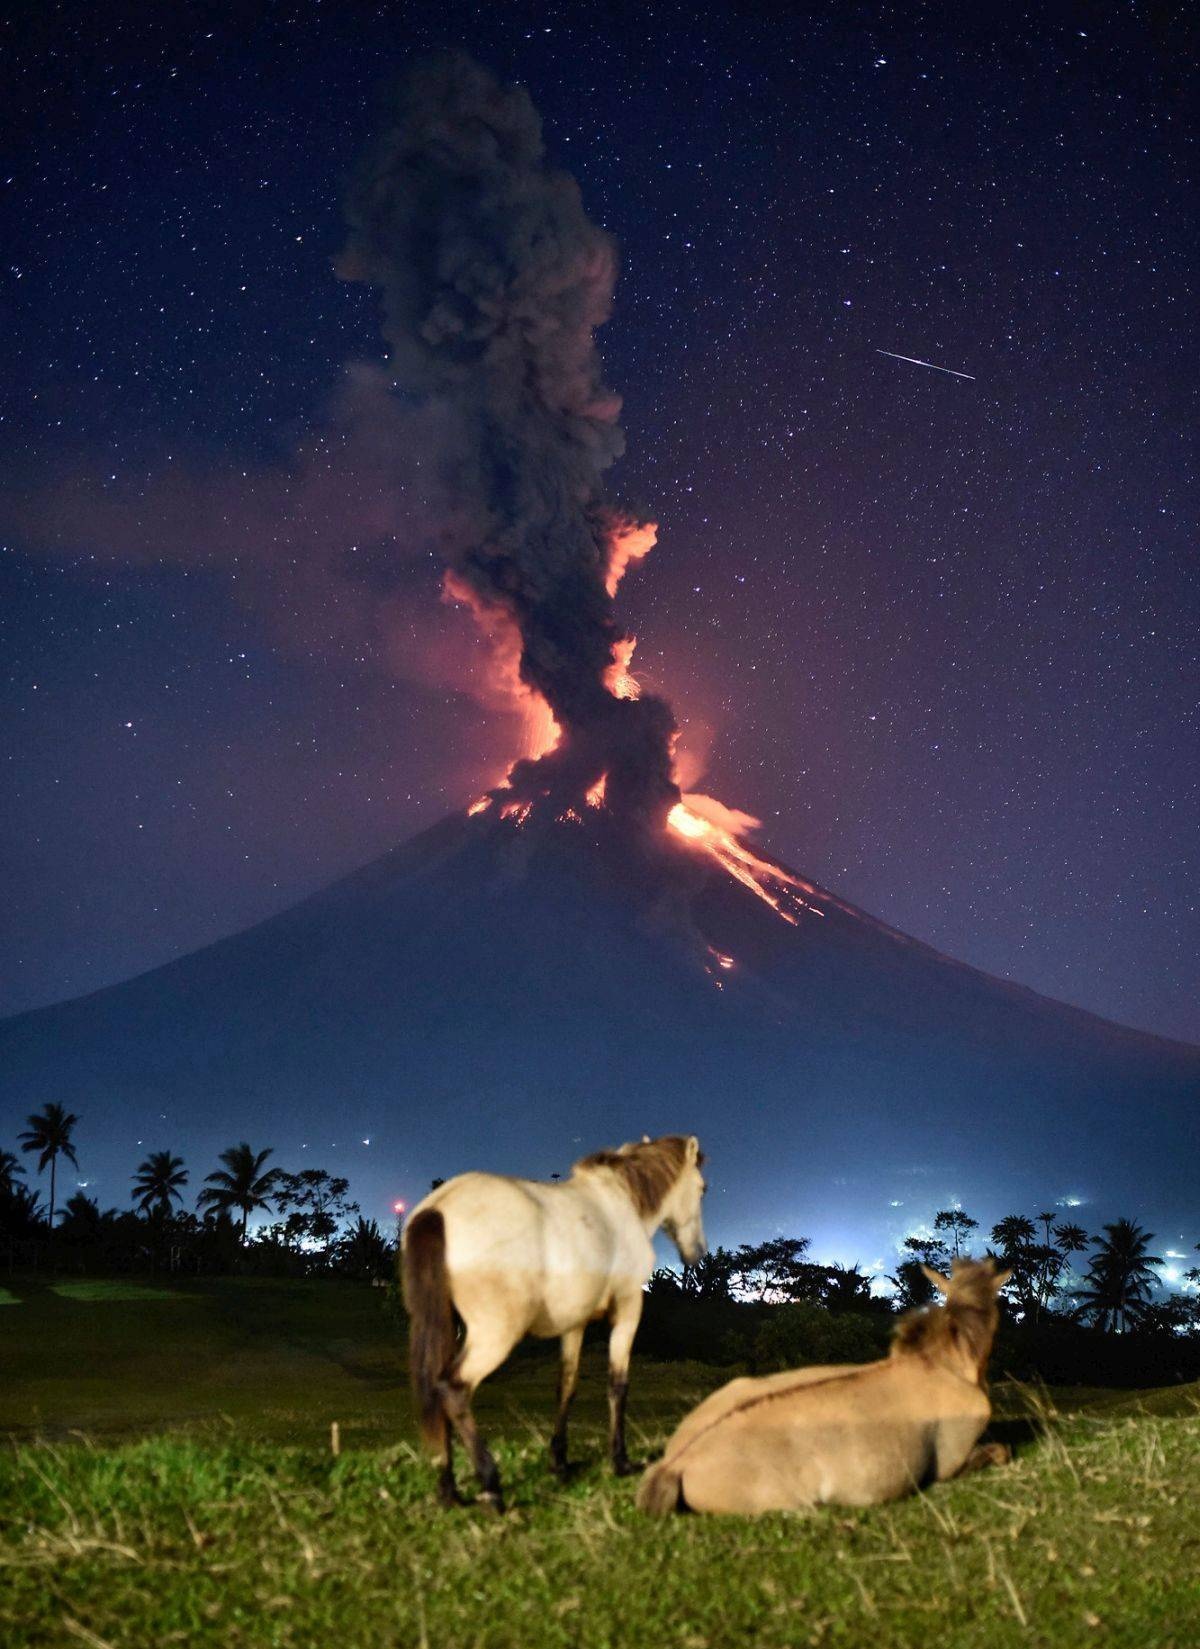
(991, 1213), (1037, 1252)
(0, 1180), (43, 1238)
(1055, 1221), (1089, 1258)
(132, 1151), (189, 1217)
(198, 1143), (280, 1240)
(1075, 1219), (1162, 1333)
(680, 1245), (738, 1300)
(57, 1192), (106, 1244)
(989, 1214), (1040, 1308)
(334, 1216), (393, 1280)
(733, 1237), (815, 1302)
(272, 1168), (358, 1251)
(18, 1103), (80, 1228)
(821, 1263), (875, 1312)
(888, 1234), (952, 1310)
(0, 1150), (26, 1194)
(933, 1208), (979, 1258)
(1186, 1240), (1200, 1292)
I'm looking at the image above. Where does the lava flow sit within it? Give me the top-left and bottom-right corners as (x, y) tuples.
(666, 797), (825, 925)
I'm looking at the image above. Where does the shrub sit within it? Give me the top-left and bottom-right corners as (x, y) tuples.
(753, 1302), (883, 1371)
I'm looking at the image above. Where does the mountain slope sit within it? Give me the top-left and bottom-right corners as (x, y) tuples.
(2, 810), (1195, 1252)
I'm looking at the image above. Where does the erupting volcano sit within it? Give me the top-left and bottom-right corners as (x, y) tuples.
(337, 54), (839, 917)
(338, 54), (677, 832)
(2, 56), (1196, 1254)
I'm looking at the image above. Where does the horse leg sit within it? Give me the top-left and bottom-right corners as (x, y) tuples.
(550, 1325), (584, 1478)
(439, 1328), (513, 1512)
(433, 1408), (464, 1508)
(607, 1301), (643, 1476)
(957, 1441), (1012, 1475)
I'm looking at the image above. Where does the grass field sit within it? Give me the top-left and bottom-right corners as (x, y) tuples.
(2, 1277), (1198, 1647)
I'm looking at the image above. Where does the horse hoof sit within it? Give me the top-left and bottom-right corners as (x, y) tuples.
(551, 1459), (583, 1483)
(478, 1490), (506, 1515)
(613, 1457), (645, 1478)
(436, 1483), (467, 1509)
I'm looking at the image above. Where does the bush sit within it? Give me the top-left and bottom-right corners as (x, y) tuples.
(753, 1302), (884, 1372)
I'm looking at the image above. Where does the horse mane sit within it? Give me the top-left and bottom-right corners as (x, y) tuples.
(573, 1136), (696, 1217)
(891, 1258), (1004, 1374)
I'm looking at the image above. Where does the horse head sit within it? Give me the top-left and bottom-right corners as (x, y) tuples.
(657, 1134), (708, 1266)
(895, 1255), (1011, 1382)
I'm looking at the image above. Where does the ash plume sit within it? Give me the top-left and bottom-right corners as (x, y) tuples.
(339, 53), (679, 827)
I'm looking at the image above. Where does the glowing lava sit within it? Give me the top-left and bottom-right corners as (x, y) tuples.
(454, 493), (816, 927)
(668, 796), (826, 926)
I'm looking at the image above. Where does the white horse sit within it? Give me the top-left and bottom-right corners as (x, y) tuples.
(402, 1134), (707, 1509)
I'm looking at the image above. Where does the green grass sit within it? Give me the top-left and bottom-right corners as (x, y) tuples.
(2, 1278), (1198, 1647)
(49, 1280), (183, 1303)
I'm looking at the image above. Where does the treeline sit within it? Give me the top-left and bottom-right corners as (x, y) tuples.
(1, 1106), (393, 1280)
(5, 1106), (1199, 1384)
(637, 1219), (1200, 1387)
(649, 1216), (1200, 1336)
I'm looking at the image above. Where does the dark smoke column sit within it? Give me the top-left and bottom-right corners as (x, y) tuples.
(339, 53), (678, 829)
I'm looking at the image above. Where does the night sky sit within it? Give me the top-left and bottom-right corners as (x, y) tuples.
(3, 1), (1196, 1052)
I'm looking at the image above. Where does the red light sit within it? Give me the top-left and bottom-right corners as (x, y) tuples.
(393, 1200), (406, 1214)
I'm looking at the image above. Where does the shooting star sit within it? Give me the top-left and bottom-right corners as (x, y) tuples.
(875, 349), (975, 381)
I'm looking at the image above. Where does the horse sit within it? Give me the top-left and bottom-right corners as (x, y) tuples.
(638, 1256), (1012, 1516)
(402, 1133), (707, 1510)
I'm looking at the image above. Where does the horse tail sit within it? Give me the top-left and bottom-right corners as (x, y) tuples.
(636, 1458), (685, 1516)
(402, 1208), (456, 1453)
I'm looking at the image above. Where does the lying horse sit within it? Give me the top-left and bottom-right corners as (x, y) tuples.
(638, 1256), (1012, 1515)
(402, 1134), (707, 1510)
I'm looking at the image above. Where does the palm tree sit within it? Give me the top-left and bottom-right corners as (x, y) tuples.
(18, 1103), (80, 1228)
(991, 1214), (1037, 1252)
(1074, 1219), (1162, 1333)
(198, 1143), (279, 1240)
(989, 1214), (1039, 1310)
(822, 1263), (875, 1312)
(334, 1216), (394, 1280)
(132, 1151), (189, 1217)
(0, 1150), (25, 1194)
(1031, 1211), (1061, 1310)
(1055, 1221), (1089, 1258)
(0, 1182), (44, 1237)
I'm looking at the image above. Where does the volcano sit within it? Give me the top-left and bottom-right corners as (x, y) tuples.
(5, 59), (1193, 1257)
(2, 804), (1195, 1253)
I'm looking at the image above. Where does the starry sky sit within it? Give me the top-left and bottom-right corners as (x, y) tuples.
(3, 0), (1197, 1044)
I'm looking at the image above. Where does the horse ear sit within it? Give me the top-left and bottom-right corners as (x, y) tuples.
(920, 1264), (951, 1293)
(685, 1135), (700, 1163)
(993, 1267), (1013, 1291)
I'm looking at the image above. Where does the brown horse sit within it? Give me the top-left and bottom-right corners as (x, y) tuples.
(639, 1256), (1012, 1515)
(403, 1134), (707, 1510)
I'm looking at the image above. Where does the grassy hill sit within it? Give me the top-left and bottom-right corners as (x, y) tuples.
(1, 1276), (1197, 1647)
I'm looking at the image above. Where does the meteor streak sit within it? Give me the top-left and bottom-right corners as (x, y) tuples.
(875, 349), (975, 381)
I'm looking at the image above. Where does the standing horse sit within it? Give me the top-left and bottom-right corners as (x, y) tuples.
(402, 1133), (707, 1509)
(638, 1256), (1012, 1515)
